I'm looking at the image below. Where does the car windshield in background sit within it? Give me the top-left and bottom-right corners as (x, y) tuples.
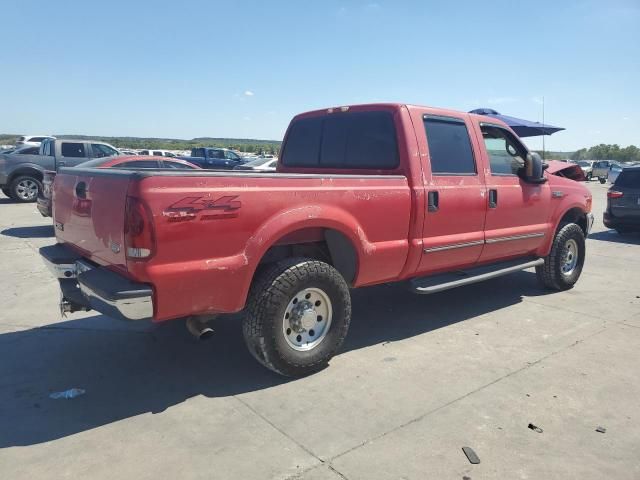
(614, 169), (640, 188)
(578, 161), (591, 167)
(244, 157), (274, 167)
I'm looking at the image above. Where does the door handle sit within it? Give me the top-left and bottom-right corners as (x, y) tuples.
(427, 190), (439, 212)
(489, 189), (498, 208)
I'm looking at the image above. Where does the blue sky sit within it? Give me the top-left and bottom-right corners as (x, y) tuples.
(2, 0), (638, 151)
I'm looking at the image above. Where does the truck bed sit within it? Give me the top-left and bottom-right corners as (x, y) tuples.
(52, 167), (412, 321)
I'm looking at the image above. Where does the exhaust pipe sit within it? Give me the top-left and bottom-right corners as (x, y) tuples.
(186, 316), (215, 340)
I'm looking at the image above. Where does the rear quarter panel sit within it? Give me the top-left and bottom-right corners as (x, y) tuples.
(131, 173), (412, 321)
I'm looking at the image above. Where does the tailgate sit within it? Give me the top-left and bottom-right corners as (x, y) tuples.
(53, 169), (131, 269)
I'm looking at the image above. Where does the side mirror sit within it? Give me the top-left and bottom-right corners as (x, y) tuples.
(522, 152), (547, 184)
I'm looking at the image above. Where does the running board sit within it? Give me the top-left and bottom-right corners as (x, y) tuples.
(410, 257), (544, 295)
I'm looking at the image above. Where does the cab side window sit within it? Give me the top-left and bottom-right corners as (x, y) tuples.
(423, 116), (476, 175)
(61, 142), (86, 158)
(481, 125), (527, 175)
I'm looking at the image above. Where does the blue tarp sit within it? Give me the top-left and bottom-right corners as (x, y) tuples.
(469, 108), (565, 137)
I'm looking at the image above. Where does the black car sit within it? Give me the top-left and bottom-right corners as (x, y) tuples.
(604, 166), (640, 234)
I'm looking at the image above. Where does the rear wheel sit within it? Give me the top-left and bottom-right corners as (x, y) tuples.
(10, 175), (41, 203)
(586, 172), (592, 181)
(243, 258), (351, 377)
(536, 223), (586, 291)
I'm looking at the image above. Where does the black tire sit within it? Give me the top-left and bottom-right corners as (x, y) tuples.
(586, 172), (592, 181)
(243, 258), (351, 377)
(9, 175), (41, 203)
(599, 177), (606, 184)
(1, 187), (12, 199)
(536, 223), (586, 291)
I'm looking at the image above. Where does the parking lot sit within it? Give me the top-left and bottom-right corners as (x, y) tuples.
(0, 181), (638, 479)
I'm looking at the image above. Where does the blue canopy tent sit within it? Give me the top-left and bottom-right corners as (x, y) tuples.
(469, 108), (565, 137)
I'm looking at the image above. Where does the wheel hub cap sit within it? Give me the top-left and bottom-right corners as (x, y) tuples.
(561, 238), (579, 276)
(283, 288), (332, 351)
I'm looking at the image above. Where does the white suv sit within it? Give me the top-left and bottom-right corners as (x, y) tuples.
(15, 135), (56, 147)
(138, 149), (177, 157)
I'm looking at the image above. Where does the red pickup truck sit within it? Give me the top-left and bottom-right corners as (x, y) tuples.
(40, 104), (594, 376)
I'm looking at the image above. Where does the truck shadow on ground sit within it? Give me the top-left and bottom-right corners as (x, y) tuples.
(1, 225), (55, 239)
(589, 230), (640, 245)
(0, 270), (551, 447)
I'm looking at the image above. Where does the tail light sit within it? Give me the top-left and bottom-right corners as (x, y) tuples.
(124, 196), (155, 260)
(607, 190), (624, 199)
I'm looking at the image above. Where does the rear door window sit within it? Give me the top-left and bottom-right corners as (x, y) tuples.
(61, 142), (86, 158)
(153, 151), (163, 156)
(423, 116), (476, 175)
(614, 170), (640, 188)
(281, 111), (399, 169)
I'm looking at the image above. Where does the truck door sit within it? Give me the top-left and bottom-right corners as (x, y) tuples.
(415, 112), (488, 274)
(474, 123), (551, 262)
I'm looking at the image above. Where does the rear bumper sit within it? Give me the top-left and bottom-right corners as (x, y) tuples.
(603, 211), (640, 229)
(39, 244), (153, 321)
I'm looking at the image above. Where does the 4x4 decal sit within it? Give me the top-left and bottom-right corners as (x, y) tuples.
(163, 195), (241, 221)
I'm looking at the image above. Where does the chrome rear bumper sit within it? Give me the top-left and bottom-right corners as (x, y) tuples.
(40, 244), (153, 321)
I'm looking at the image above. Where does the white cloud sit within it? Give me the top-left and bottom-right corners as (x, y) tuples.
(244, 90), (254, 97)
(486, 96), (518, 105)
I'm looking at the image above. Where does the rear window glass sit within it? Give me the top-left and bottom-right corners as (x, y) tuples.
(61, 142), (86, 158)
(281, 111), (399, 169)
(424, 116), (476, 175)
(614, 170), (640, 188)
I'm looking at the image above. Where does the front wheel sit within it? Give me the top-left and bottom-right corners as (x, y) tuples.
(536, 223), (586, 291)
(243, 258), (351, 377)
(599, 177), (607, 184)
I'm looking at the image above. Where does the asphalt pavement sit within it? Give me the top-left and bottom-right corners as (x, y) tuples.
(0, 181), (638, 479)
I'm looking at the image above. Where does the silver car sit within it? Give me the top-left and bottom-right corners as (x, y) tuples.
(577, 160), (595, 181)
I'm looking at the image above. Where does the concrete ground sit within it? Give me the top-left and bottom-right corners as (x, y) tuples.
(0, 182), (639, 480)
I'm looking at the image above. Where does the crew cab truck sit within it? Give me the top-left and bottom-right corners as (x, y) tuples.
(0, 138), (119, 202)
(40, 104), (594, 377)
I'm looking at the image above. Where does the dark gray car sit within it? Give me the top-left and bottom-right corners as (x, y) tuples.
(604, 167), (640, 234)
(0, 139), (119, 202)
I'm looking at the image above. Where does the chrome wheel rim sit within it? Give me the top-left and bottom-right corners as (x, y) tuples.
(282, 287), (332, 351)
(16, 179), (38, 200)
(561, 239), (579, 276)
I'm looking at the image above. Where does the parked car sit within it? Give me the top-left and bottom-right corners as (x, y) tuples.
(592, 160), (620, 183)
(179, 147), (250, 169)
(603, 167), (640, 234)
(577, 160), (595, 180)
(608, 164), (624, 184)
(37, 156), (200, 217)
(118, 149), (139, 156)
(0, 138), (119, 202)
(138, 149), (177, 157)
(233, 157), (278, 171)
(15, 135), (56, 148)
(40, 103), (593, 377)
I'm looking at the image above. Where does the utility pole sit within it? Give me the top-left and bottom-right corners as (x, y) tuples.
(542, 96), (545, 160)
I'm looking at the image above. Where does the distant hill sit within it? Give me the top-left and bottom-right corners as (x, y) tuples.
(0, 134), (282, 154)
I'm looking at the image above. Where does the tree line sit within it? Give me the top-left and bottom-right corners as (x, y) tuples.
(570, 144), (640, 163)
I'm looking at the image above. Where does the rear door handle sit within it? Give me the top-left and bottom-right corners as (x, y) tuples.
(489, 189), (498, 208)
(428, 191), (439, 212)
